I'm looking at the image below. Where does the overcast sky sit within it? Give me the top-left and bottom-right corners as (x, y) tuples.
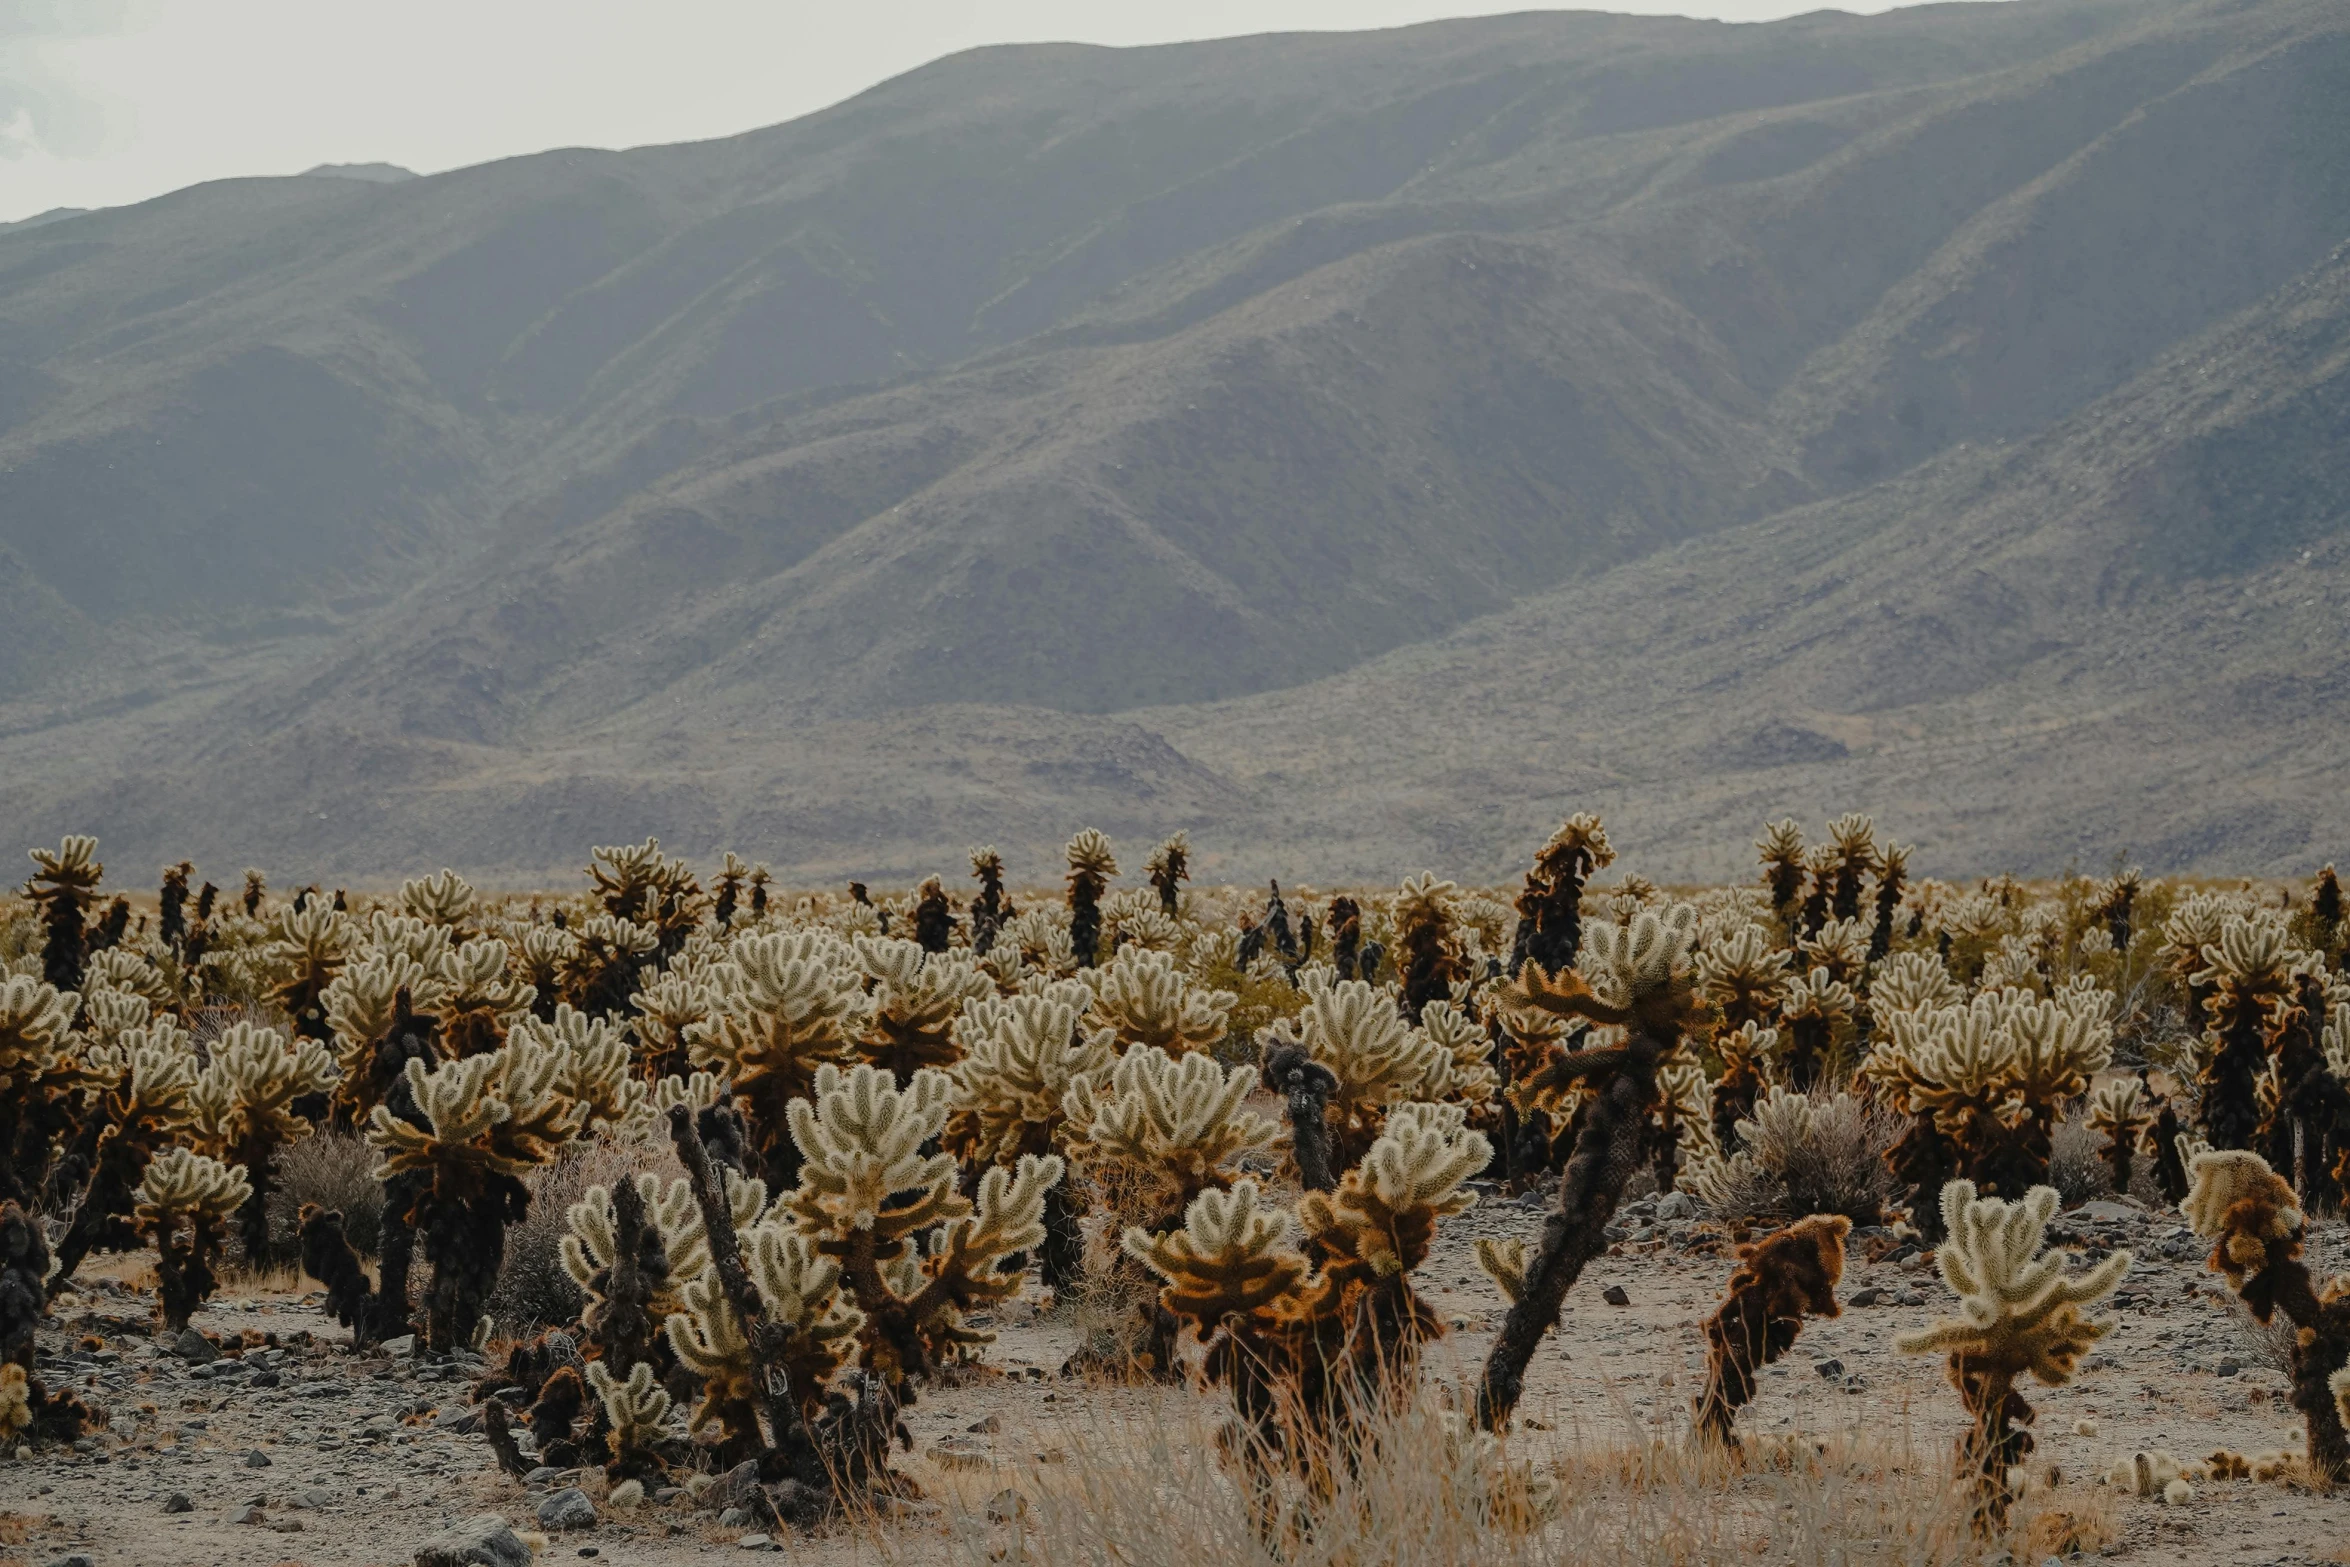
(2, 0), (1976, 224)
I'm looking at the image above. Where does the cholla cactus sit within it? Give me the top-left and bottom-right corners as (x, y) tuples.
(1756, 820), (1807, 927)
(629, 968), (718, 1081)
(1695, 924), (1790, 1030)
(188, 1021), (337, 1263)
(1086, 944), (1234, 1055)
(853, 937), (992, 1083)
(1394, 872), (1468, 1021)
(690, 929), (865, 1189)
(1416, 999), (1497, 1106)
(584, 1359), (674, 1481)
(26, 835), (103, 992)
(560, 912), (663, 1017)
(1800, 918), (1872, 988)
(1709, 1020), (1778, 1149)
(0, 974), (96, 1209)
(49, 1023), (198, 1295)
(1126, 1105), (1489, 1523)
(1695, 1215), (1850, 1447)
(1258, 977), (1443, 1173)
(1065, 1045), (1280, 1232)
(368, 1025), (607, 1349)
(1896, 1181), (2130, 1529)
(1144, 832), (1191, 917)
(1508, 813), (1615, 979)
(136, 1147), (251, 1331)
(664, 1217), (863, 1460)
(2087, 1077), (2153, 1194)
(1065, 829), (1118, 969)
(1479, 904), (1702, 1431)
(783, 1062), (1062, 1391)
(1778, 966), (1856, 1091)
(2192, 919), (2313, 1152)
(401, 869), (477, 930)
(944, 988), (1115, 1287)
(2181, 1150), (2350, 1480)
(436, 937), (535, 1058)
(1869, 949), (1963, 1018)
(267, 903), (351, 1043)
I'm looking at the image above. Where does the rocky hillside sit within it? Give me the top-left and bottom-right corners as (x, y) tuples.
(2, 0), (2344, 883)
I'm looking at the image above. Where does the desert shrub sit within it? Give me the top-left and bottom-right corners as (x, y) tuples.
(269, 1127), (384, 1257)
(491, 1137), (680, 1333)
(2047, 1107), (2113, 1205)
(1691, 1087), (1900, 1226)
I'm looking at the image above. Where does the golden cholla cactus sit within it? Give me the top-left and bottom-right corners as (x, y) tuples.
(1259, 977), (1442, 1170)
(359, 909), (457, 973)
(2181, 1149), (2302, 1289)
(630, 969), (719, 1080)
(663, 1216), (864, 1452)
(368, 1029), (595, 1349)
(2193, 917), (2316, 1152)
(47, 1019), (202, 1292)
(516, 923), (577, 1010)
(944, 986), (1116, 1167)
(1394, 871), (1468, 1019)
(511, 1003), (650, 1138)
(2177, 1148), (2350, 1480)
(324, 949), (449, 1116)
(1778, 965), (1856, 1091)
(1695, 924), (1791, 1029)
(1085, 944), (1235, 1055)
(26, 835), (103, 992)
(2002, 996), (2113, 1108)
(853, 936), (993, 1082)
(1298, 1102), (1489, 1280)
(2086, 1077), (2153, 1193)
(188, 1022), (335, 1237)
(1128, 1105), (1485, 1508)
(1415, 999), (1496, 1106)
(1756, 819), (1807, 921)
(564, 1171), (721, 1317)
(691, 929), (866, 1189)
(135, 1146), (251, 1330)
(1799, 918), (1872, 987)
(1144, 831), (1190, 916)
(0, 972), (77, 1093)
(1897, 1181), (2129, 1530)
(584, 1359), (673, 1480)
(78, 988), (150, 1052)
(2323, 1000), (2350, 1079)
(1869, 949), (1964, 1019)
(1475, 1235), (1529, 1303)
(1707, 1018), (1779, 1149)
(1065, 828), (1118, 968)
(435, 937), (535, 1058)
(782, 1061), (1061, 1387)
(1063, 1045), (1279, 1230)
(80, 946), (174, 1012)
(400, 869), (476, 929)
(1977, 936), (2042, 994)
(266, 903), (351, 1042)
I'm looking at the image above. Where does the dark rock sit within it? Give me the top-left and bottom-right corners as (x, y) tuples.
(243, 1450), (273, 1467)
(163, 1492), (193, 1513)
(1602, 1285), (1631, 1307)
(1814, 1359), (1844, 1378)
(232, 1504), (266, 1525)
(1847, 1288), (1881, 1307)
(415, 1514), (534, 1567)
(711, 1459), (763, 1510)
(173, 1329), (218, 1364)
(537, 1488), (597, 1531)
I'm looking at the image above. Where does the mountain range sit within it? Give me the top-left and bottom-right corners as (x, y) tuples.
(2, 0), (2345, 888)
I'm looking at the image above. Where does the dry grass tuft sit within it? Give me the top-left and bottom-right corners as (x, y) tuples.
(930, 1389), (1978, 1567)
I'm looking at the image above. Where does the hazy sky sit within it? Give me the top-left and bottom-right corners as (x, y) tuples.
(2, 0), (1973, 224)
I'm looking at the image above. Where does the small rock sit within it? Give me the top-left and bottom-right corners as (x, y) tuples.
(380, 1335), (417, 1358)
(233, 1504), (267, 1525)
(736, 1534), (774, 1551)
(931, 1435), (992, 1470)
(1846, 1287), (1881, 1307)
(2073, 1201), (2139, 1224)
(163, 1492), (194, 1513)
(173, 1328), (219, 1364)
(243, 1449), (273, 1467)
(525, 1466), (566, 1488)
(270, 1519), (305, 1534)
(2216, 1360), (2241, 1378)
(1601, 1285), (1631, 1307)
(968, 1413), (1001, 1434)
(1814, 1359), (1844, 1378)
(1655, 1191), (1697, 1221)
(44, 1556), (96, 1567)
(537, 1487), (598, 1531)
(1895, 1289), (1925, 1307)
(415, 1513), (534, 1567)
(579, 1551), (600, 1560)
(717, 1507), (752, 1529)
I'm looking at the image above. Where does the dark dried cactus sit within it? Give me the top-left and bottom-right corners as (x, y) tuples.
(1695, 1215), (1850, 1447)
(910, 876), (954, 955)
(1145, 833), (1190, 918)
(298, 1204), (374, 1337)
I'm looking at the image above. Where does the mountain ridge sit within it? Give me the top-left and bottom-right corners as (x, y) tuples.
(2, 0), (2344, 883)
